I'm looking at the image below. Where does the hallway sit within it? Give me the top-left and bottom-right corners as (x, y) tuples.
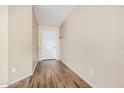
(8, 60), (91, 88)
(1, 5), (124, 88)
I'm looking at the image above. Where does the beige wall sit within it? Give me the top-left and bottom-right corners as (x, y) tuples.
(8, 6), (32, 82)
(38, 26), (42, 60)
(32, 10), (38, 71)
(0, 6), (8, 85)
(60, 6), (124, 88)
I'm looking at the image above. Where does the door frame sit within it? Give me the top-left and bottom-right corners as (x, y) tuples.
(42, 30), (57, 60)
(38, 26), (60, 61)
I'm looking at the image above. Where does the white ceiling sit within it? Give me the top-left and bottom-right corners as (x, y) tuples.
(33, 5), (75, 27)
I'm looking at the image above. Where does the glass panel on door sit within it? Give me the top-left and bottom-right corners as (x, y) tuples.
(42, 31), (57, 60)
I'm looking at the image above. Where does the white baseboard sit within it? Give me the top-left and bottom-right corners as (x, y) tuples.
(0, 84), (9, 88)
(60, 60), (95, 88)
(33, 61), (38, 73)
(0, 60), (39, 88)
(0, 72), (33, 88)
(9, 72), (33, 85)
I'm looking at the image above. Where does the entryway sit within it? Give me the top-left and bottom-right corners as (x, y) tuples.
(38, 27), (59, 61)
(42, 30), (57, 60)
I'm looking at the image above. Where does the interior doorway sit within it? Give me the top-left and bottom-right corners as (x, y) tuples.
(42, 30), (57, 60)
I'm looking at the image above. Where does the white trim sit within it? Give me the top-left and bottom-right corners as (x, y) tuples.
(39, 25), (59, 30)
(60, 60), (95, 88)
(0, 84), (9, 88)
(9, 72), (33, 86)
(32, 61), (38, 73)
(0, 62), (38, 88)
(0, 72), (33, 88)
(79, 76), (96, 88)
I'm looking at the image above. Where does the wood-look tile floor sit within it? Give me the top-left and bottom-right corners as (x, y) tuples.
(8, 60), (91, 88)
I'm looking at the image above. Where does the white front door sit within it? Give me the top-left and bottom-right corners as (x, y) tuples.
(42, 31), (57, 60)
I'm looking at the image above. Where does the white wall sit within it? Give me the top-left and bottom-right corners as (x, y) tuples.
(60, 6), (124, 88)
(8, 6), (32, 83)
(38, 26), (60, 60)
(0, 6), (8, 85)
(32, 10), (38, 71)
